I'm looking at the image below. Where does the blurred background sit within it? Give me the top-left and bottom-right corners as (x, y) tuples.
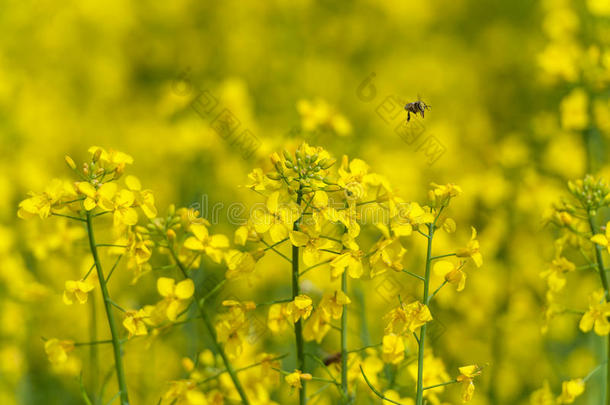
(2, 0), (610, 404)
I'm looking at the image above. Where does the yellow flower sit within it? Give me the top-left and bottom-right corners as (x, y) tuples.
(183, 223), (229, 263)
(267, 303), (292, 333)
(18, 179), (76, 219)
(303, 308), (331, 343)
(381, 334), (405, 364)
(429, 182), (462, 207)
(215, 301), (255, 359)
(88, 146), (134, 170)
(112, 189), (139, 227)
(114, 229), (154, 283)
(124, 175), (158, 218)
(76, 181), (117, 212)
(224, 249), (262, 280)
(62, 279), (95, 305)
(456, 365), (482, 403)
(394, 202), (435, 235)
(251, 191), (296, 242)
(580, 289), (610, 335)
(44, 338), (74, 365)
(285, 369), (312, 389)
(289, 226), (328, 266)
(234, 223), (258, 246)
(337, 156), (381, 201)
(290, 294), (313, 322)
(369, 238), (406, 278)
(456, 227), (483, 267)
(157, 277), (195, 321)
(330, 249), (363, 279)
(556, 379), (585, 404)
(123, 309), (148, 337)
(591, 221), (610, 254)
(384, 301), (433, 335)
(434, 261), (466, 291)
(319, 290), (351, 319)
(162, 379), (208, 405)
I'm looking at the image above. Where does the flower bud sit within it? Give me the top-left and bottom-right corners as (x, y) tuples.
(167, 229), (176, 240)
(114, 163), (125, 179)
(65, 155), (76, 170)
(92, 148), (102, 163)
(321, 159), (336, 170)
(266, 172), (282, 181)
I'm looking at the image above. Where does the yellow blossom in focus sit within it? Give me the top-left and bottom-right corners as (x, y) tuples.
(384, 301), (433, 335)
(330, 249), (363, 279)
(250, 191), (295, 242)
(456, 227), (483, 267)
(157, 277), (195, 321)
(290, 294), (313, 322)
(579, 289), (610, 335)
(434, 260), (467, 291)
(369, 238), (406, 277)
(75, 182), (116, 212)
(18, 179), (77, 219)
(183, 223), (229, 263)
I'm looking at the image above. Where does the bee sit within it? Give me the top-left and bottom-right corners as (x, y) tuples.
(404, 98), (431, 122)
(323, 352), (342, 366)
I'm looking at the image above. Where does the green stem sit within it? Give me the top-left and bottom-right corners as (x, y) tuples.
(416, 223), (435, 405)
(293, 190), (306, 405)
(424, 379), (458, 390)
(340, 272), (348, 403)
(89, 291), (99, 404)
(360, 366), (403, 405)
(168, 248), (250, 405)
(587, 211), (610, 405)
(85, 212), (129, 405)
(199, 354), (289, 385)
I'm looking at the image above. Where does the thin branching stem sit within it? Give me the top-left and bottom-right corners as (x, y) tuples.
(293, 189), (307, 405)
(587, 210), (610, 405)
(85, 212), (130, 405)
(167, 246), (251, 405)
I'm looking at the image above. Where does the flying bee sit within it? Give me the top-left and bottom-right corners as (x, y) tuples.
(404, 98), (431, 122)
(323, 352), (342, 366)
